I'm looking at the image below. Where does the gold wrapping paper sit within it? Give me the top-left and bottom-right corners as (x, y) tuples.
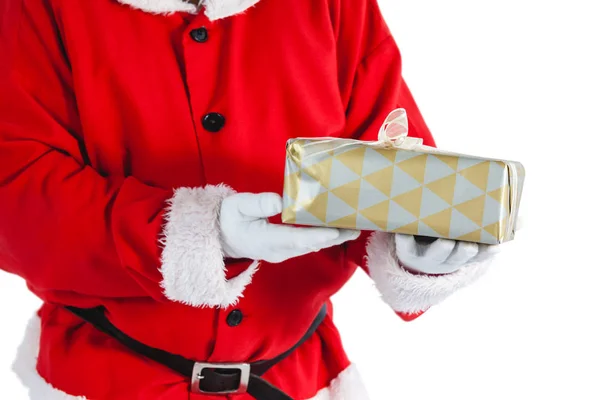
(281, 136), (525, 245)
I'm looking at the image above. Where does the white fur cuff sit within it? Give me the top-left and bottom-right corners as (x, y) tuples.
(116, 0), (260, 20)
(366, 232), (490, 314)
(159, 185), (258, 308)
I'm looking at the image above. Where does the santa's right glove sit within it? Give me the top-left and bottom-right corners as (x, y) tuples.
(160, 185), (358, 308)
(394, 234), (499, 275)
(220, 192), (359, 263)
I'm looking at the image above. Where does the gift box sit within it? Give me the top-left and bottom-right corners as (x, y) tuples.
(281, 109), (525, 244)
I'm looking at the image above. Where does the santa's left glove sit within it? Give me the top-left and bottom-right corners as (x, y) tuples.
(395, 234), (500, 275)
(366, 232), (500, 319)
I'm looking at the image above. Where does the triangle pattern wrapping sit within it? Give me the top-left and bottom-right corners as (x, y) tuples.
(331, 179), (361, 210)
(281, 205), (296, 224)
(483, 220), (501, 240)
(486, 161), (508, 192)
(286, 157), (300, 175)
(426, 174), (457, 205)
(333, 143), (361, 156)
(286, 141), (305, 168)
(393, 220), (419, 235)
(358, 179), (389, 210)
(329, 158), (361, 190)
(300, 152), (325, 169)
(396, 154), (428, 183)
(304, 191), (329, 223)
(329, 213), (358, 229)
(302, 157), (333, 189)
(282, 192), (294, 212)
(290, 157), (303, 173)
(482, 195), (503, 227)
(453, 174), (485, 205)
(285, 138), (520, 245)
(449, 208), (482, 239)
(362, 147), (394, 176)
(490, 186), (510, 221)
(390, 166), (422, 197)
(487, 186), (508, 205)
(420, 208), (453, 237)
(424, 155), (456, 184)
(284, 171), (301, 201)
(418, 221), (442, 239)
(453, 195), (486, 227)
(395, 149), (422, 163)
(374, 147), (398, 163)
(419, 187), (451, 219)
(498, 215), (508, 237)
(486, 217), (508, 241)
(294, 206), (327, 227)
(391, 187), (423, 219)
(498, 194), (509, 222)
(364, 165), (394, 197)
(387, 200), (418, 231)
(296, 171), (328, 204)
(457, 157), (485, 172)
(435, 154), (459, 171)
(360, 200), (390, 230)
(456, 229), (482, 243)
(326, 192), (357, 223)
(303, 140), (337, 157)
(334, 146), (366, 176)
(357, 211), (385, 231)
(480, 229), (499, 245)
(459, 161), (491, 192)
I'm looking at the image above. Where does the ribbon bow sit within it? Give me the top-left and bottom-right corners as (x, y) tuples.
(377, 108), (424, 150)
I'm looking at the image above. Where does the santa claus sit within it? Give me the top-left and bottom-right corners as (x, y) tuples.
(0, 0), (499, 398)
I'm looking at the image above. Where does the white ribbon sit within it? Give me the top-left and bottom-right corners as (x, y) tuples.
(377, 108), (424, 150)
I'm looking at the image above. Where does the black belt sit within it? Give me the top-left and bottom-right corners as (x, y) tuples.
(65, 304), (327, 400)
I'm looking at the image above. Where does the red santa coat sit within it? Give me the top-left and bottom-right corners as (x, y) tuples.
(0, 0), (489, 398)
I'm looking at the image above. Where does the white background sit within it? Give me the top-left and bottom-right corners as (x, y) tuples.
(1, 0), (599, 399)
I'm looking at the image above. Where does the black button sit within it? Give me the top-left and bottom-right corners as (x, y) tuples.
(226, 309), (243, 327)
(202, 113), (225, 132)
(190, 27), (208, 43)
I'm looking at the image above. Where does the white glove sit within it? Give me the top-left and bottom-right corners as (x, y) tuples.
(220, 192), (360, 263)
(395, 234), (500, 275)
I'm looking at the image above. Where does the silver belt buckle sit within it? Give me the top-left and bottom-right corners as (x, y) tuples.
(191, 362), (251, 395)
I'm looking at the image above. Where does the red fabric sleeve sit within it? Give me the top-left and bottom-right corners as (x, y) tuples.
(342, 36), (435, 146)
(0, 0), (171, 305)
(333, 0), (436, 321)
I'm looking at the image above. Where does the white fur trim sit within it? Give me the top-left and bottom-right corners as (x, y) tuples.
(367, 232), (491, 314)
(116, 0), (261, 20)
(306, 364), (369, 400)
(160, 185), (259, 308)
(12, 315), (86, 399)
(203, 0), (260, 20)
(117, 0), (197, 14)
